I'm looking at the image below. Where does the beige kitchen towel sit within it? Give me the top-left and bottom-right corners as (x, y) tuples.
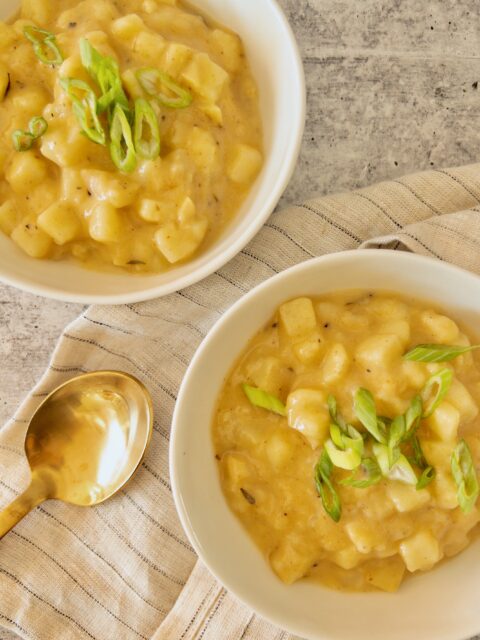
(2, 164), (480, 640)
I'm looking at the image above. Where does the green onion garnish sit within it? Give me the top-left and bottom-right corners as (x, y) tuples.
(416, 466), (436, 490)
(403, 394), (423, 439)
(340, 457), (382, 488)
(404, 343), (480, 363)
(12, 130), (35, 151)
(29, 116), (48, 138)
(23, 25), (63, 66)
(354, 388), (387, 444)
(374, 443), (417, 485)
(61, 78), (106, 146)
(12, 115), (48, 151)
(134, 98), (160, 160)
(80, 39), (129, 115)
(242, 384), (286, 417)
(324, 438), (362, 470)
(136, 68), (193, 109)
(110, 104), (137, 173)
(451, 440), (479, 513)
(409, 435), (436, 490)
(314, 449), (341, 522)
(387, 414), (405, 468)
(421, 368), (453, 418)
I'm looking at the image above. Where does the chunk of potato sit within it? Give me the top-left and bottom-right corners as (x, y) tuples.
(401, 361), (427, 388)
(345, 521), (382, 554)
(286, 388), (329, 449)
(0, 201), (18, 236)
(245, 356), (291, 397)
(446, 379), (479, 425)
(321, 343), (350, 385)
(419, 310), (459, 343)
(133, 31), (166, 61)
(355, 334), (403, 370)
(279, 298), (317, 338)
(110, 14), (145, 42)
(209, 29), (243, 73)
(400, 530), (442, 572)
(89, 203), (124, 243)
(387, 482), (430, 513)
(82, 170), (139, 208)
(161, 42), (193, 78)
(293, 333), (323, 365)
(11, 222), (52, 258)
(181, 52), (229, 103)
(41, 123), (92, 168)
(332, 546), (363, 570)
(365, 556), (406, 592)
(6, 152), (48, 194)
(425, 401), (460, 442)
(38, 203), (82, 245)
(154, 198), (207, 263)
(432, 470), (459, 509)
(227, 144), (263, 184)
(270, 539), (315, 584)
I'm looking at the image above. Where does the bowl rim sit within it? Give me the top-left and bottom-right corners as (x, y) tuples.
(170, 249), (480, 640)
(0, 0), (306, 305)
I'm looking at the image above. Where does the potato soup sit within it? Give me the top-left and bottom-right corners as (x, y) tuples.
(0, 0), (263, 272)
(213, 291), (480, 592)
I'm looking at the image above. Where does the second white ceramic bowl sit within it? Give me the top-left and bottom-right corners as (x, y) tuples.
(171, 250), (480, 640)
(0, 0), (305, 304)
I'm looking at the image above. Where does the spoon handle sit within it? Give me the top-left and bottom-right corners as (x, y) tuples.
(0, 476), (49, 539)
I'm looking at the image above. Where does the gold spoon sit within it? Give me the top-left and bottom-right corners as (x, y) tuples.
(0, 371), (153, 539)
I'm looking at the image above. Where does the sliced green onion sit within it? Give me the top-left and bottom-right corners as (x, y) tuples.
(388, 415), (405, 468)
(340, 457), (382, 488)
(374, 443), (417, 485)
(404, 343), (480, 363)
(417, 466), (436, 490)
(451, 439), (479, 514)
(373, 443), (389, 476)
(12, 129), (35, 151)
(421, 368), (453, 418)
(110, 104), (137, 172)
(314, 449), (341, 522)
(136, 68), (193, 109)
(354, 388), (386, 444)
(242, 384), (286, 417)
(61, 78), (106, 146)
(403, 394), (423, 439)
(328, 395), (346, 430)
(330, 422), (345, 450)
(134, 98), (160, 160)
(80, 40), (129, 115)
(411, 435), (427, 469)
(12, 115), (48, 151)
(24, 26), (63, 65)
(389, 454), (418, 485)
(324, 438), (362, 471)
(29, 116), (48, 138)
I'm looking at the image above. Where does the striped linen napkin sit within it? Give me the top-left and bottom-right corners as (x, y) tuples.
(1, 163), (480, 640)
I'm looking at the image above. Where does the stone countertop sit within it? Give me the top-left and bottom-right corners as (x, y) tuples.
(1, 0), (480, 636)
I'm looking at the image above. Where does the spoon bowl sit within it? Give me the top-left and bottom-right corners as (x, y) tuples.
(0, 371), (153, 538)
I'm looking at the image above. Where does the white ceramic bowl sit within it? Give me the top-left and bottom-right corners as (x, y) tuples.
(171, 250), (480, 640)
(0, 0), (304, 304)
